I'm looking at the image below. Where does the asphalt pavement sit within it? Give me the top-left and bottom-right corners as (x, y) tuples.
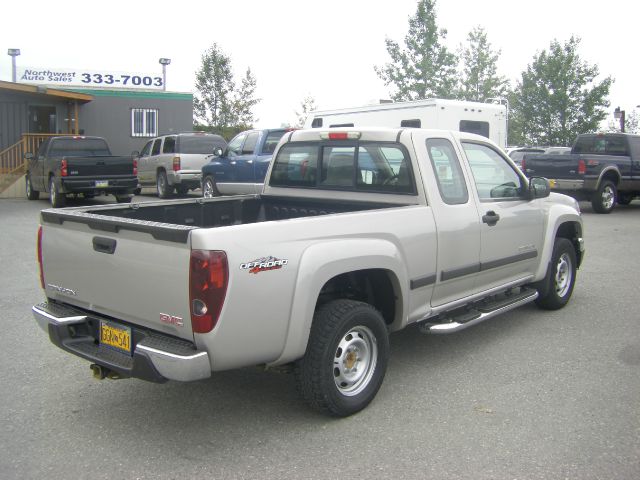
(0, 194), (638, 479)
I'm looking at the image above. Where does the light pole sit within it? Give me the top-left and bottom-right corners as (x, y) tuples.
(158, 58), (171, 91)
(614, 107), (626, 133)
(7, 48), (20, 82)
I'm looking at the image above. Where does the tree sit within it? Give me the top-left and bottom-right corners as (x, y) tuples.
(294, 95), (317, 128)
(510, 36), (612, 146)
(194, 44), (260, 138)
(457, 26), (509, 102)
(375, 0), (458, 101)
(194, 44), (235, 131)
(230, 68), (260, 129)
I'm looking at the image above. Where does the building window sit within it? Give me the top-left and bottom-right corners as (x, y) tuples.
(131, 108), (158, 137)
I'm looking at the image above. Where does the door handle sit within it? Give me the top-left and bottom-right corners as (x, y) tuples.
(93, 237), (117, 254)
(482, 211), (500, 226)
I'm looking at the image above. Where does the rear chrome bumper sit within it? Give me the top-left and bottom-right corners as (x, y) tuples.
(32, 302), (211, 383)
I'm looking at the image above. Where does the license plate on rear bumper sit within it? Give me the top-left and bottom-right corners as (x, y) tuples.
(95, 180), (109, 188)
(100, 321), (132, 355)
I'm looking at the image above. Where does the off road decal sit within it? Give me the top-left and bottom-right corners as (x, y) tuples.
(240, 256), (288, 274)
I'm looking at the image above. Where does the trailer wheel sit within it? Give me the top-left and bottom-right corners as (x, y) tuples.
(295, 299), (389, 417)
(591, 180), (616, 214)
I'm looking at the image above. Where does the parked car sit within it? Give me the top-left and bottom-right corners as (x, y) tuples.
(33, 127), (584, 417)
(25, 136), (138, 208)
(201, 128), (292, 197)
(522, 133), (640, 213)
(136, 132), (227, 198)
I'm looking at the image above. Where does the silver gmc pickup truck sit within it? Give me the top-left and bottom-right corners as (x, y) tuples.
(33, 128), (584, 417)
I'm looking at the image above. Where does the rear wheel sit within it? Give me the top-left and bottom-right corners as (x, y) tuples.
(156, 171), (172, 198)
(295, 299), (389, 417)
(591, 180), (616, 213)
(535, 238), (577, 310)
(49, 177), (66, 208)
(202, 176), (220, 198)
(26, 174), (39, 200)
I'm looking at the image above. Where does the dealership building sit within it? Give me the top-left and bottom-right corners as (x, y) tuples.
(0, 64), (193, 197)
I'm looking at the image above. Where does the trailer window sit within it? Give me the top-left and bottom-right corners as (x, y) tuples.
(401, 119), (421, 128)
(311, 118), (323, 128)
(460, 120), (490, 139)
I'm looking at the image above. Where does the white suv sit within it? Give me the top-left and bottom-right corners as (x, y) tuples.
(137, 132), (227, 197)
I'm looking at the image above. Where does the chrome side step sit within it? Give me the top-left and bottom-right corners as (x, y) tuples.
(419, 288), (539, 334)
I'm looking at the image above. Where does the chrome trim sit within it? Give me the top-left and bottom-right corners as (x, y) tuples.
(136, 344), (211, 382)
(548, 179), (585, 191)
(32, 305), (87, 333)
(421, 290), (538, 334)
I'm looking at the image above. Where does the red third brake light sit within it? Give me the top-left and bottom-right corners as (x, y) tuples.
(578, 159), (586, 175)
(189, 250), (228, 333)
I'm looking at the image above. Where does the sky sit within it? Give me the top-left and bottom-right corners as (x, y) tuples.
(1, 0), (638, 130)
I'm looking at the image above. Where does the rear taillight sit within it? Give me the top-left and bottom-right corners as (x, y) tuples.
(173, 156), (181, 172)
(189, 250), (228, 333)
(37, 226), (45, 289)
(133, 158), (138, 176)
(61, 159), (68, 177)
(578, 159), (586, 175)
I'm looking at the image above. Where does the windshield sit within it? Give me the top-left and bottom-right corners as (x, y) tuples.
(178, 135), (227, 154)
(48, 138), (111, 157)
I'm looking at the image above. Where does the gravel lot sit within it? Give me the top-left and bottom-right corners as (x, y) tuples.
(1, 194), (639, 479)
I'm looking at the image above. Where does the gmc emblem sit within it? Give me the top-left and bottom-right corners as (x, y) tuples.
(160, 313), (184, 327)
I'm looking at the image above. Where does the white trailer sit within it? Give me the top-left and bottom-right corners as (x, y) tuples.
(304, 98), (508, 148)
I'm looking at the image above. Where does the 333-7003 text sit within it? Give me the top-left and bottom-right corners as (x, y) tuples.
(81, 73), (163, 87)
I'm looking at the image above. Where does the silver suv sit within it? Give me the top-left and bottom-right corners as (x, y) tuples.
(137, 132), (227, 197)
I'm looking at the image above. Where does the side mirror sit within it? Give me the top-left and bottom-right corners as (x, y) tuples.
(528, 176), (550, 199)
(24, 152), (34, 160)
(213, 147), (224, 157)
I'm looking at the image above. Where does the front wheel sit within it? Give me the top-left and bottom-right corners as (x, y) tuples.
(202, 176), (220, 198)
(295, 300), (389, 417)
(535, 238), (577, 310)
(591, 180), (616, 213)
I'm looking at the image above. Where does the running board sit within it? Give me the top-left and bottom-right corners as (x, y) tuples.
(418, 288), (539, 334)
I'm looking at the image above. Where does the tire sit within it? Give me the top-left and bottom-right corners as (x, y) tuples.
(295, 299), (389, 417)
(591, 180), (616, 214)
(115, 194), (133, 203)
(535, 238), (577, 310)
(156, 171), (173, 198)
(49, 176), (66, 208)
(202, 176), (220, 198)
(26, 174), (39, 200)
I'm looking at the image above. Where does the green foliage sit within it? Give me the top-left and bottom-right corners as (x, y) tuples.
(457, 26), (509, 102)
(375, 0), (458, 100)
(510, 37), (612, 146)
(193, 44), (260, 134)
(294, 95), (318, 128)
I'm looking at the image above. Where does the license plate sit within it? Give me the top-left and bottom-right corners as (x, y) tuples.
(95, 180), (109, 188)
(100, 321), (132, 355)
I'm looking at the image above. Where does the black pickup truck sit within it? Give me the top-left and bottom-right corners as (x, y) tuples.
(522, 133), (640, 213)
(25, 136), (138, 208)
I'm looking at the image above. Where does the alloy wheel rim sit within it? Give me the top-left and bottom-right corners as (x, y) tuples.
(602, 186), (615, 210)
(333, 326), (378, 396)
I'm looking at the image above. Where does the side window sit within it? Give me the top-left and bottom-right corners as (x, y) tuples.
(426, 138), (468, 204)
(262, 131), (287, 154)
(459, 120), (490, 139)
(462, 142), (523, 200)
(151, 138), (162, 156)
(227, 133), (246, 158)
(140, 141), (152, 157)
(162, 136), (177, 154)
(605, 136), (629, 156)
(242, 132), (260, 154)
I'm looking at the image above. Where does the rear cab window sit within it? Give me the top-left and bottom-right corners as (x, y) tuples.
(270, 141), (416, 194)
(49, 138), (111, 157)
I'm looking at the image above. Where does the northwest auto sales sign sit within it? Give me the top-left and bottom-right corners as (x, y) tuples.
(18, 66), (164, 90)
